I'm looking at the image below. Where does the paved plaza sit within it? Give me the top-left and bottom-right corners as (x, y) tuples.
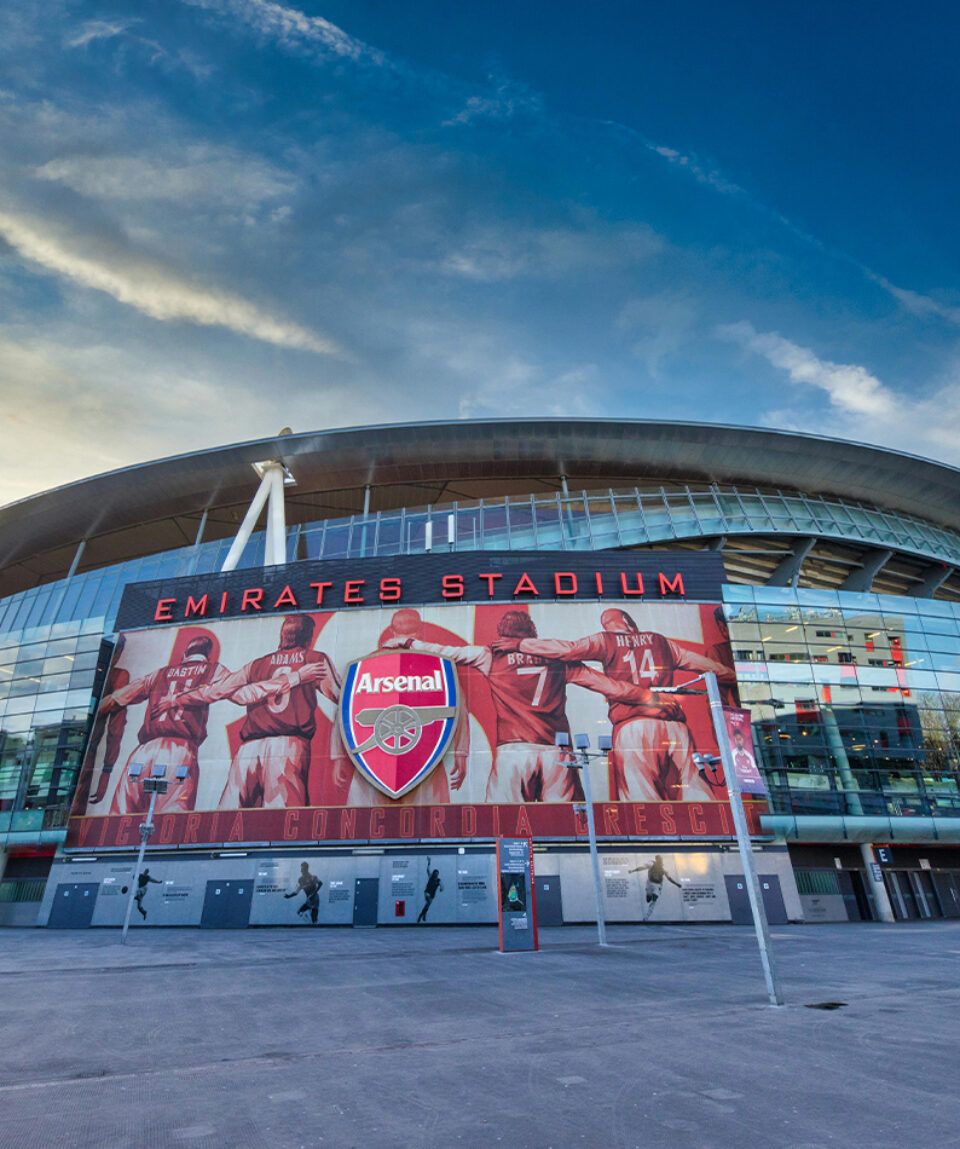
(0, 920), (957, 1148)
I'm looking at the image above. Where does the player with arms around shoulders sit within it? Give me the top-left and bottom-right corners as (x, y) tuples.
(493, 607), (737, 802)
(98, 634), (232, 815)
(385, 609), (660, 803)
(159, 614), (340, 809)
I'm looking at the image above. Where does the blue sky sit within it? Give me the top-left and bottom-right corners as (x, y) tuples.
(1, 1), (959, 504)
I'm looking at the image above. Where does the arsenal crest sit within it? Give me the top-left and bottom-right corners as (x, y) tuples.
(338, 650), (460, 799)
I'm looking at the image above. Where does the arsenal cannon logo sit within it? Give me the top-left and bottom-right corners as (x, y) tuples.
(338, 650), (460, 799)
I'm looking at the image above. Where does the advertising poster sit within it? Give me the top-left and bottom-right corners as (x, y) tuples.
(497, 837), (538, 952)
(722, 707), (767, 795)
(67, 556), (752, 849)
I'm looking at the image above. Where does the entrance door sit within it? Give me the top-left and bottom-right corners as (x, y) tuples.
(48, 883), (99, 928)
(932, 872), (960, 918)
(200, 880), (253, 928)
(909, 871), (941, 919)
(534, 876), (563, 926)
(353, 878), (378, 927)
(836, 869), (874, 921)
(724, 874), (788, 925)
(885, 872), (919, 920)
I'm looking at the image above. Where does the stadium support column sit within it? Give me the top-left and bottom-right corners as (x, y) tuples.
(221, 458), (291, 571)
(860, 843), (896, 922)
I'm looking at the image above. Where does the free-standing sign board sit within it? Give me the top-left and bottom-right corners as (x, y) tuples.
(497, 837), (538, 953)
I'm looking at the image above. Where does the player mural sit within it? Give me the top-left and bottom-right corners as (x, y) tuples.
(284, 862), (324, 924)
(69, 596), (754, 849)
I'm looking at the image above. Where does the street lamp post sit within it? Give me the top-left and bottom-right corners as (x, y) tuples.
(557, 731), (610, 947)
(120, 763), (187, 944)
(657, 671), (784, 1006)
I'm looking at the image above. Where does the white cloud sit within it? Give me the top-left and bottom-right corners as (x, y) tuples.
(868, 273), (960, 328)
(443, 78), (541, 127)
(717, 320), (896, 417)
(0, 209), (338, 354)
(36, 149), (294, 208)
(182, 0), (384, 65)
(66, 20), (136, 49)
(440, 224), (661, 282)
(718, 319), (960, 466)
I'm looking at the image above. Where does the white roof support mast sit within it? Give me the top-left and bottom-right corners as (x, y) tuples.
(221, 429), (295, 572)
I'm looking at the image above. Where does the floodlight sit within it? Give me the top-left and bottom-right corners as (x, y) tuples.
(175, 765), (189, 781)
(598, 734), (612, 751)
(142, 778), (156, 792)
(574, 734), (590, 750)
(152, 764), (167, 778)
(554, 732), (571, 747)
(128, 764), (143, 778)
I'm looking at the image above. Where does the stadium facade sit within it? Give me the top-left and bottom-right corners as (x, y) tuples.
(1, 419), (959, 929)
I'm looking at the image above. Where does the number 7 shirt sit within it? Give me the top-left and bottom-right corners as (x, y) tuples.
(404, 640), (656, 747)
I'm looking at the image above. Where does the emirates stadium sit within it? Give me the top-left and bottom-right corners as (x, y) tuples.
(1, 418), (959, 931)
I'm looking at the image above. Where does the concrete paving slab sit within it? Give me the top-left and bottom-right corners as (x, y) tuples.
(0, 922), (957, 1148)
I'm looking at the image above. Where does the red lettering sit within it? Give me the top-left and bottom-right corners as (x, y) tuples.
(718, 803), (732, 835)
(442, 574), (464, 599)
(208, 813), (219, 842)
(460, 806), (477, 836)
(273, 585), (299, 610)
(688, 804), (706, 834)
(379, 578), (402, 602)
(595, 572), (604, 594)
(478, 573), (503, 596)
(158, 815), (177, 845)
(515, 806), (533, 837)
(431, 807), (446, 837)
(283, 810), (300, 840)
(227, 813), (245, 842)
(660, 803), (676, 835)
(658, 572), (685, 596)
(554, 572), (577, 595)
(603, 806), (621, 836)
(343, 580), (365, 604)
(219, 591), (229, 614)
(185, 594), (208, 618)
(491, 806), (500, 837)
(399, 808), (415, 838)
(633, 805), (647, 835)
(154, 598), (176, 622)
(311, 809), (327, 839)
(97, 818), (109, 847)
(512, 572), (539, 597)
(574, 806), (589, 836)
(241, 588), (263, 612)
(339, 809), (357, 838)
(620, 572), (644, 596)
(370, 808), (384, 838)
(77, 819), (95, 847)
(310, 582), (333, 605)
(183, 812), (202, 844)
(115, 816), (132, 847)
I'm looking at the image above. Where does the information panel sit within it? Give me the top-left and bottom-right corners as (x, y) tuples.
(497, 837), (538, 953)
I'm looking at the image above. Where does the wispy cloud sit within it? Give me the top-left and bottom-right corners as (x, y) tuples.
(717, 320), (895, 417)
(0, 209), (338, 354)
(439, 223), (661, 282)
(36, 148), (294, 208)
(181, 0), (384, 65)
(66, 20), (137, 49)
(443, 77), (541, 127)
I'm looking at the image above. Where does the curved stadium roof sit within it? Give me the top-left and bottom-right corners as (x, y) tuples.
(2, 419), (959, 598)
